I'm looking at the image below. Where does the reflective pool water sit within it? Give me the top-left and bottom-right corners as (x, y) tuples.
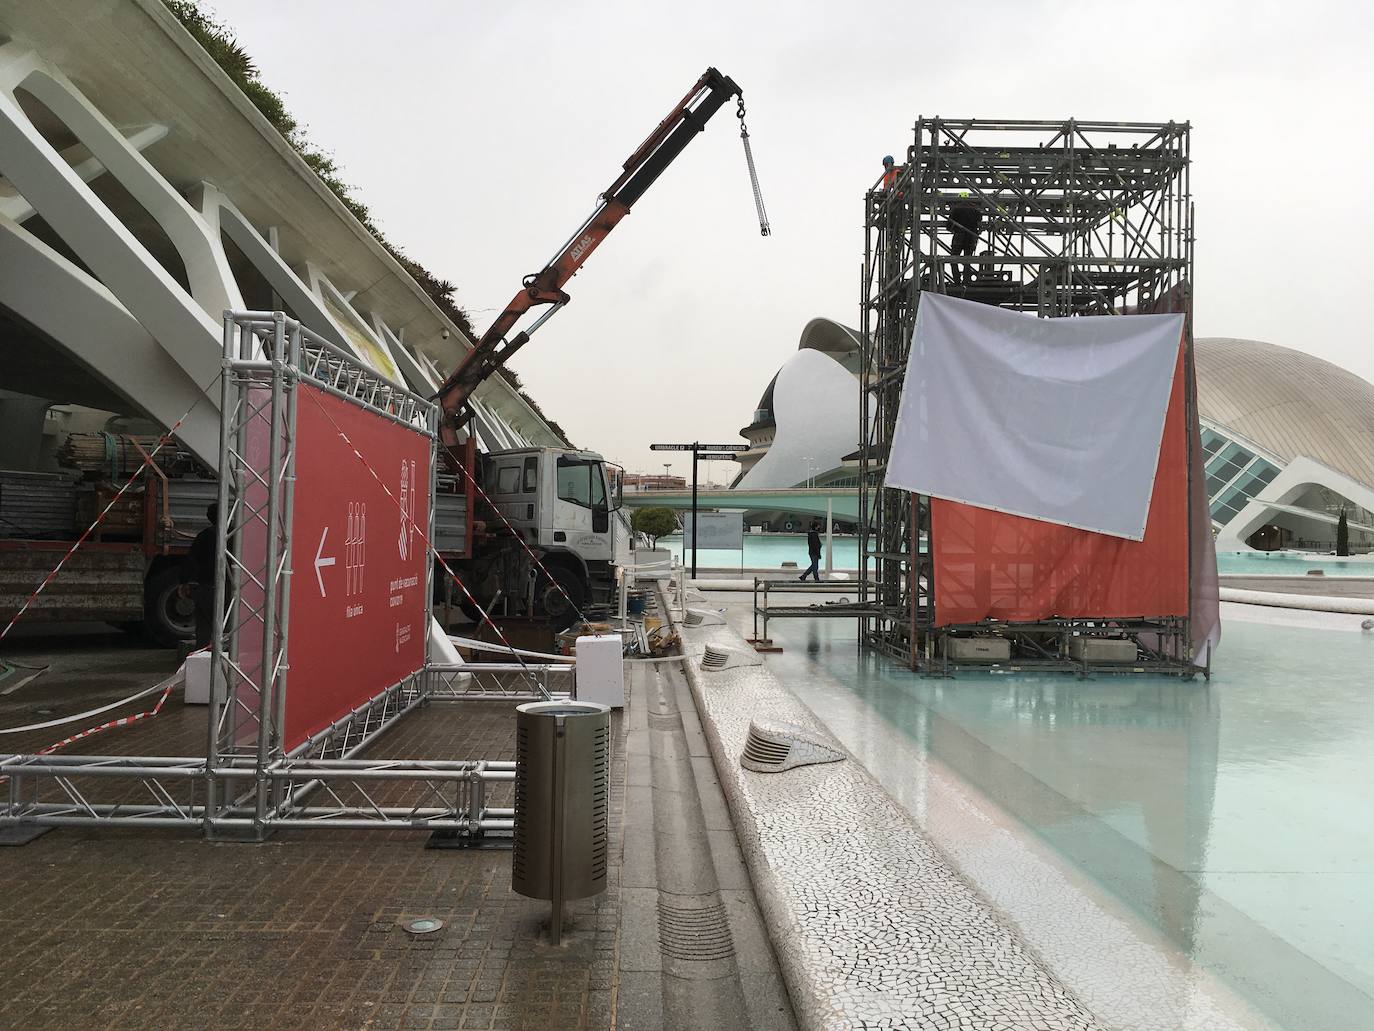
(723, 604), (1374, 1030)
(662, 535), (1374, 577)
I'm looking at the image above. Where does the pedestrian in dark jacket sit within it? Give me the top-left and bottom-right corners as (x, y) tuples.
(179, 502), (218, 649)
(799, 520), (823, 582)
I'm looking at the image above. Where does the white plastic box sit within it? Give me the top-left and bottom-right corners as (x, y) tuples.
(575, 634), (625, 708)
(183, 650), (213, 705)
(945, 637), (1011, 661)
(1067, 636), (1138, 662)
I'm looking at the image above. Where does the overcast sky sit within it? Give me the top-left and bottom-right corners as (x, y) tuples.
(217, 0), (1372, 478)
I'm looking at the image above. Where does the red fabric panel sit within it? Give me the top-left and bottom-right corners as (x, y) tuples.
(931, 343), (1189, 625)
(284, 385), (431, 751)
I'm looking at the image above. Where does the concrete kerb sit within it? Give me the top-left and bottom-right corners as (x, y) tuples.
(1219, 585), (1374, 615)
(656, 583), (1104, 1031)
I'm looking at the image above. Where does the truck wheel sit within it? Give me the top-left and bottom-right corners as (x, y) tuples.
(538, 565), (585, 630)
(144, 564), (196, 648)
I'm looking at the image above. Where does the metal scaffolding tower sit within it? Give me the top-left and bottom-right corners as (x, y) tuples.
(858, 118), (1194, 671)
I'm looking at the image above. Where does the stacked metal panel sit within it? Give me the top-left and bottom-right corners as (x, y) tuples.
(0, 470), (78, 539)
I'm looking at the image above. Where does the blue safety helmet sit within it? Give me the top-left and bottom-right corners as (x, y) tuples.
(882, 154), (895, 166)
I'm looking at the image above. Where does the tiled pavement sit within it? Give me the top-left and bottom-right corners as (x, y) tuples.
(0, 630), (626, 1031)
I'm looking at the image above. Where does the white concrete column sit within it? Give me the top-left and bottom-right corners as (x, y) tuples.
(5, 61), (241, 319)
(204, 186), (351, 354)
(0, 215), (220, 466)
(0, 71), (221, 391)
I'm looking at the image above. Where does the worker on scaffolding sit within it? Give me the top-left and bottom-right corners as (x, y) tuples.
(947, 191), (984, 286)
(880, 154), (904, 192)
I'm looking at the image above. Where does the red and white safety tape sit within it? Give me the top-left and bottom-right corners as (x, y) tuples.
(0, 660), (188, 780)
(34, 665), (183, 756)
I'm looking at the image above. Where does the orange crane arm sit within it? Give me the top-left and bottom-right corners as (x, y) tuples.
(437, 67), (753, 434)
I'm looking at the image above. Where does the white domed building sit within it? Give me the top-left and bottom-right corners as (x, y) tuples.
(734, 318), (863, 491)
(1195, 338), (1374, 552)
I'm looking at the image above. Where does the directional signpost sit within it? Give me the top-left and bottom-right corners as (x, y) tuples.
(650, 442), (749, 577)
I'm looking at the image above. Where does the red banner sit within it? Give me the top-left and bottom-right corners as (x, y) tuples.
(931, 344), (1189, 625)
(285, 385), (430, 750)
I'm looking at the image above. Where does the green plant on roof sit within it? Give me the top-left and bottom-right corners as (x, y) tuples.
(162, 1), (570, 445)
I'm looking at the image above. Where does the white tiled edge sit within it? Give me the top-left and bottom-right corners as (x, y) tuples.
(665, 592), (1105, 1031)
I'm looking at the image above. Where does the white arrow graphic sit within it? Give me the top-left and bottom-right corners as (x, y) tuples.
(314, 526), (336, 597)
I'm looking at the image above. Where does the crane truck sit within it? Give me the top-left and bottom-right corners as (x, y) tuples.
(0, 68), (764, 641)
(435, 67), (764, 626)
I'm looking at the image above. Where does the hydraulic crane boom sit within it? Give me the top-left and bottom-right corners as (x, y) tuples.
(437, 67), (766, 435)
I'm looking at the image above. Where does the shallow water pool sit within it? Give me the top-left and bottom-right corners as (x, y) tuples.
(728, 606), (1374, 1030)
(661, 536), (1374, 578)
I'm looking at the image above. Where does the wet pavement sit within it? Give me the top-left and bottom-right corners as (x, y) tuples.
(708, 591), (1374, 1031)
(0, 627), (624, 1031)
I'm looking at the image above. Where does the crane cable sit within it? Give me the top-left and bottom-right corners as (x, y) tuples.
(737, 96), (771, 237)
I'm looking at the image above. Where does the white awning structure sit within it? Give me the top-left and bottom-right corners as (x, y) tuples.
(885, 293), (1184, 540)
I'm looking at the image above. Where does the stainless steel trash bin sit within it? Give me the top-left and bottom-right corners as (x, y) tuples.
(512, 700), (610, 941)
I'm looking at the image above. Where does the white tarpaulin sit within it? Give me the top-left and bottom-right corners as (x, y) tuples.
(886, 293), (1185, 540)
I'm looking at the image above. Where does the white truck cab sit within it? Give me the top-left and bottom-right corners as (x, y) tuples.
(477, 447), (624, 622)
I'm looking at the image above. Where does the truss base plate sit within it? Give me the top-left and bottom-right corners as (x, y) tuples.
(425, 828), (514, 851)
(0, 824), (54, 846)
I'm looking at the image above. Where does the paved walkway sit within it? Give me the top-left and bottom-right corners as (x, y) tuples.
(0, 630), (624, 1031)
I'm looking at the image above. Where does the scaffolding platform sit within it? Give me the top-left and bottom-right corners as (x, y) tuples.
(859, 118), (1199, 677)
(748, 578), (875, 650)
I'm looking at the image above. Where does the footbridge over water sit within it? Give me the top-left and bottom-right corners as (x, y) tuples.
(622, 487), (860, 522)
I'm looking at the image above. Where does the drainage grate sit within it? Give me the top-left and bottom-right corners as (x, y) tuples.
(699, 644), (762, 673)
(701, 645), (730, 670)
(741, 731), (791, 769)
(739, 718), (845, 774)
(647, 710), (680, 730)
(656, 897), (735, 962)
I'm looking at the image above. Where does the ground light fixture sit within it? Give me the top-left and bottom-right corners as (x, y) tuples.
(404, 918), (445, 935)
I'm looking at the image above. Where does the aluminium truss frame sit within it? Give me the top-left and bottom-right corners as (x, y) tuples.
(1, 312), (572, 840)
(858, 119), (1199, 675)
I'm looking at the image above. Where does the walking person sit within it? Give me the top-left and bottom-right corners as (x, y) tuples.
(799, 520), (824, 582)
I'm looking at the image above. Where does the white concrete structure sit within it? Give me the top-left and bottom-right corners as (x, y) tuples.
(735, 318), (863, 491)
(0, 0), (565, 473)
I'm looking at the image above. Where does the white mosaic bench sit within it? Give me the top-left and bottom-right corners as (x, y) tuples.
(668, 597), (1105, 1031)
